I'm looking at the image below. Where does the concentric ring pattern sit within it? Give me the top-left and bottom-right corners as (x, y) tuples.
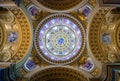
(35, 14), (85, 64)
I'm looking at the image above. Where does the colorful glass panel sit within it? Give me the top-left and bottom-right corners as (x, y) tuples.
(8, 32), (18, 43)
(26, 60), (36, 71)
(39, 18), (83, 61)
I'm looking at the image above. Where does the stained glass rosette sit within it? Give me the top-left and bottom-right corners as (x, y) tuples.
(35, 14), (85, 64)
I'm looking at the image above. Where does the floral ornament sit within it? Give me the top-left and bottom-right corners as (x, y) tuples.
(8, 32), (18, 43)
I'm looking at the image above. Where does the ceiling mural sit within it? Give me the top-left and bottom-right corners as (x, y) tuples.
(0, 0), (120, 81)
(34, 13), (86, 64)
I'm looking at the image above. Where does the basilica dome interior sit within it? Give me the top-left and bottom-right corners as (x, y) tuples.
(0, 0), (120, 81)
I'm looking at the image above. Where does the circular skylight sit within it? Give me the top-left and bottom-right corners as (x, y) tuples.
(35, 14), (85, 64)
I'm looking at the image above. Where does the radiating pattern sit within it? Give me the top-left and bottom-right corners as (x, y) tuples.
(39, 18), (82, 61)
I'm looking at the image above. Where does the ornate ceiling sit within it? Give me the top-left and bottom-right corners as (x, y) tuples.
(31, 0), (87, 12)
(0, 0), (120, 81)
(0, 7), (32, 63)
(34, 13), (86, 64)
